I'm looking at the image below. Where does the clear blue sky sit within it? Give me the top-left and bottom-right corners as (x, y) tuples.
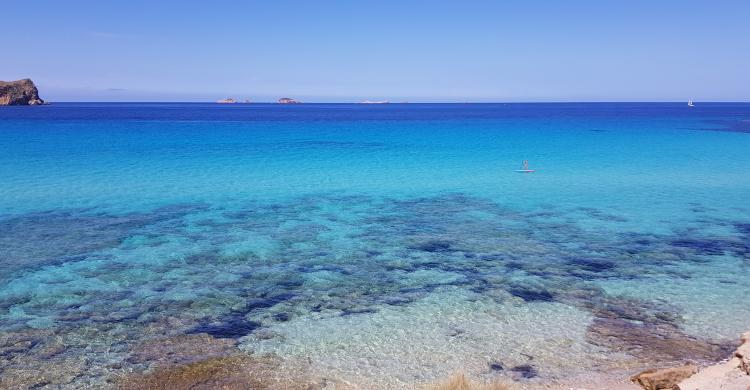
(3, 1), (749, 102)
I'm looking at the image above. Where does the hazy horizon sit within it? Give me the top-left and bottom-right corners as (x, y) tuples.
(19, 100), (750, 104)
(3, 1), (749, 102)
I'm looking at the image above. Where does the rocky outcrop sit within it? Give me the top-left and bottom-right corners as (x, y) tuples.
(0, 79), (44, 105)
(630, 365), (698, 390)
(631, 331), (750, 390)
(278, 97), (301, 104)
(737, 331), (750, 375)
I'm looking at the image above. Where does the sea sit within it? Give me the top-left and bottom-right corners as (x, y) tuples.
(1, 103), (749, 388)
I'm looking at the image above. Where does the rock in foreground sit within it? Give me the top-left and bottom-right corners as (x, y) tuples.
(630, 365), (698, 390)
(631, 330), (750, 390)
(738, 331), (750, 375)
(0, 79), (45, 105)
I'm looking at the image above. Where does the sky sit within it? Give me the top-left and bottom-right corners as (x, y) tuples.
(2, 1), (749, 102)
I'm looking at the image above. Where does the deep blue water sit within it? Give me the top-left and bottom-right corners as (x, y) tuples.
(1, 103), (749, 388)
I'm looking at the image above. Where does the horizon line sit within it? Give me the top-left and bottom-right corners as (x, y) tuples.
(29, 100), (750, 104)
(26, 100), (750, 106)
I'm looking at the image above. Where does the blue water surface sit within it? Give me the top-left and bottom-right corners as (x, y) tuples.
(1, 103), (749, 388)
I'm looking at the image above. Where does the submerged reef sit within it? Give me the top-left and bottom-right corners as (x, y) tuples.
(119, 334), (347, 390)
(1, 193), (749, 388)
(0, 204), (205, 281)
(119, 354), (305, 390)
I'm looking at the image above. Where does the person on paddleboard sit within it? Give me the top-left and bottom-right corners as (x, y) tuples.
(516, 160), (534, 173)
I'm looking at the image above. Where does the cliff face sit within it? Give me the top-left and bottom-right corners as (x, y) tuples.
(0, 79), (45, 106)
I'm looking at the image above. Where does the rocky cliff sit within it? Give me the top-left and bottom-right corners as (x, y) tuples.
(0, 79), (45, 105)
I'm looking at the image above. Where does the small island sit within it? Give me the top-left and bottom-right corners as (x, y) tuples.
(0, 79), (45, 106)
(216, 98), (252, 104)
(278, 97), (301, 104)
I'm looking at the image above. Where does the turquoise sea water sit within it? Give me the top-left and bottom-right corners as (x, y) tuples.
(1, 103), (750, 388)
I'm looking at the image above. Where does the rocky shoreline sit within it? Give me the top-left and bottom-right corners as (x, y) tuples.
(631, 331), (750, 390)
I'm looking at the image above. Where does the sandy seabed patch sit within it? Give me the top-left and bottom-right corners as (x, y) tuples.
(240, 288), (639, 389)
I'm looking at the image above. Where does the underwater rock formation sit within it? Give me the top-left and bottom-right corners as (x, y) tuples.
(0, 328), (88, 390)
(0, 79), (44, 105)
(120, 334), (333, 390)
(126, 334), (238, 367)
(2, 194), (749, 388)
(119, 354), (345, 390)
(0, 204), (206, 280)
(587, 317), (733, 363)
(119, 355), (277, 390)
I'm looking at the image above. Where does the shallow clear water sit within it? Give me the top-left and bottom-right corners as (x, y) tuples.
(1, 103), (749, 388)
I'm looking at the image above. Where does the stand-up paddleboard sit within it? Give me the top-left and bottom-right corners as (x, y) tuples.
(516, 160), (534, 173)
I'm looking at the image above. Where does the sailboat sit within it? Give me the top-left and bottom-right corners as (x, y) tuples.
(688, 100), (694, 107)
